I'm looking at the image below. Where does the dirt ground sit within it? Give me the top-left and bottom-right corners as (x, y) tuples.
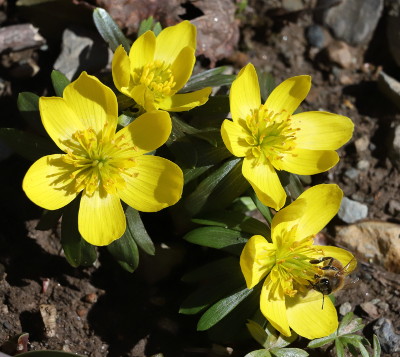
(1, 0), (400, 356)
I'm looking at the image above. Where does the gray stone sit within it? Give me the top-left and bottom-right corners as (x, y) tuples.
(357, 160), (370, 171)
(318, 0), (383, 45)
(344, 168), (359, 180)
(378, 71), (400, 111)
(54, 26), (111, 81)
(388, 123), (400, 169)
(373, 318), (400, 353)
(387, 0), (400, 67)
(338, 197), (368, 223)
(306, 24), (330, 48)
(339, 301), (352, 316)
(325, 40), (358, 69)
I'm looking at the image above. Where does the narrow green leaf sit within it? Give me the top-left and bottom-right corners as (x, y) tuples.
(107, 230), (139, 273)
(245, 350), (272, 357)
(50, 70), (70, 96)
(247, 320), (270, 349)
(181, 69), (235, 92)
(285, 173), (304, 202)
(270, 348), (309, 357)
(197, 286), (253, 330)
(137, 16), (161, 37)
(307, 333), (336, 348)
(183, 166), (212, 185)
(183, 158), (240, 214)
(35, 209), (63, 231)
(182, 256), (240, 283)
(180, 273), (244, 315)
(250, 190), (273, 226)
(184, 226), (249, 255)
(0, 128), (60, 161)
(93, 7), (130, 52)
(356, 341), (370, 357)
(192, 210), (269, 236)
(125, 207), (155, 255)
(257, 70), (276, 103)
(335, 339), (345, 357)
(17, 92), (44, 133)
(373, 334), (381, 357)
(61, 198), (97, 267)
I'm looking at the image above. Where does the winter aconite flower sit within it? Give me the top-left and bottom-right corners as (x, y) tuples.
(23, 72), (183, 246)
(221, 63), (354, 210)
(112, 20), (212, 112)
(240, 184), (356, 339)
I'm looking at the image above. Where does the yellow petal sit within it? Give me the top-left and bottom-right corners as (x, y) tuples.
(171, 46), (196, 92)
(78, 189), (126, 246)
(286, 289), (338, 339)
(39, 97), (84, 151)
(155, 21), (196, 64)
(131, 84), (157, 111)
(315, 245), (357, 273)
(265, 75), (311, 116)
(221, 119), (250, 157)
(242, 157), (286, 211)
(118, 155), (183, 212)
(158, 87), (212, 112)
(278, 148), (339, 175)
(112, 45), (131, 93)
(63, 71), (118, 134)
(230, 63), (261, 122)
(260, 276), (291, 336)
(272, 184), (343, 241)
(240, 235), (276, 289)
(22, 154), (78, 210)
(292, 111), (354, 150)
(129, 31), (156, 70)
(114, 111), (171, 156)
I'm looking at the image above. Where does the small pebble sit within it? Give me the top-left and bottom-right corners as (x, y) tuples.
(357, 160), (370, 171)
(339, 301), (352, 316)
(360, 301), (379, 318)
(84, 293), (97, 304)
(373, 318), (400, 353)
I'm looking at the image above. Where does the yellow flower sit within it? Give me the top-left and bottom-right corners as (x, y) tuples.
(221, 64), (354, 211)
(112, 20), (212, 112)
(23, 72), (183, 246)
(240, 184), (357, 339)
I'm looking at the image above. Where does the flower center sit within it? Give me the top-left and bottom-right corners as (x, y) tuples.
(272, 227), (322, 297)
(244, 104), (299, 165)
(133, 60), (176, 103)
(60, 124), (136, 196)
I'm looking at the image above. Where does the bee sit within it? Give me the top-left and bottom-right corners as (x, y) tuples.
(308, 256), (356, 309)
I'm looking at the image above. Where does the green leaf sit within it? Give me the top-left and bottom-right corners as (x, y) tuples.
(184, 226), (249, 255)
(61, 197), (97, 267)
(137, 16), (161, 37)
(107, 230), (139, 273)
(335, 338), (345, 357)
(245, 350), (272, 357)
(180, 273), (244, 315)
(270, 348), (309, 357)
(183, 166), (212, 185)
(182, 256), (240, 283)
(93, 7), (131, 52)
(35, 209), (63, 231)
(17, 92), (44, 133)
(250, 190), (273, 226)
(307, 333), (336, 349)
(192, 210), (269, 236)
(184, 158), (249, 216)
(372, 335), (381, 357)
(0, 128), (60, 161)
(197, 285), (253, 330)
(17, 351), (84, 357)
(247, 320), (270, 348)
(50, 70), (70, 96)
(356, 341), (370, 357)
(257, 70), (275, 103)
(125, 207), (155, 255)
(183, 67), (235, 93)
